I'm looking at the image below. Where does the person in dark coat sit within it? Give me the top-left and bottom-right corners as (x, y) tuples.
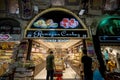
(81, 48), (93, 80)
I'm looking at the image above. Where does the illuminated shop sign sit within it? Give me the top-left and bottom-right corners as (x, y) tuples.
(97, 16), (120, 42)
(97, 17), (120, 36)
(31, 10), (83, 29)
(99, 36), (120, 42)
(25, 8), (88, 38)
(26, 30), (87, 38)
(0, 34), (11, 41)
(33, 18), (79, 29)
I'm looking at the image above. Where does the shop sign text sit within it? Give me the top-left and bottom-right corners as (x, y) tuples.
(26, 30), (88, 38)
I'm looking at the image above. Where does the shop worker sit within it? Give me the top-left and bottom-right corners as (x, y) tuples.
(46, 50), (55, 80)
(81, 48), (93, 80)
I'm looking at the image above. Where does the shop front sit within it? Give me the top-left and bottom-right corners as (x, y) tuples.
(92, 15), (120, 79)
(11, 7), (96, 80)
(0, 18), (22, 79)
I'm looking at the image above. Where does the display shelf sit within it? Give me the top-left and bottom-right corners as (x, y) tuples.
(31, 53), (45, 66)
(70, 52), (82, 68)
(11, 40), (35, 80)
(34, 61), (45, 76)
(11, 40), (47, 80)
(0, 50), (13, 77)
(54, 57), (64, 71)
(30, 52), (46, 76)
(14, 67), (34, 77)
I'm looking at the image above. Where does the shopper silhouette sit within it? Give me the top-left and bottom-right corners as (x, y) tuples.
(103, 49), (109, 71)
(46, 50), (55, 80)
(81, 48), (93, 80)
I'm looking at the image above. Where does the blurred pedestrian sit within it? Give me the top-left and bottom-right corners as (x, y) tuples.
(103, 49), (109, 71)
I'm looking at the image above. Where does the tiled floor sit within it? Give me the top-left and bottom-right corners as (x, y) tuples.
(34, 65), (81, 80)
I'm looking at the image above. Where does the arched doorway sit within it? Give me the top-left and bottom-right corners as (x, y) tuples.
(13, 7), (93, 80)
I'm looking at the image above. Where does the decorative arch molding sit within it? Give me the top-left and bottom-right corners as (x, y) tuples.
(0, 18), (20, 27)
(0, 17), (21, 34)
